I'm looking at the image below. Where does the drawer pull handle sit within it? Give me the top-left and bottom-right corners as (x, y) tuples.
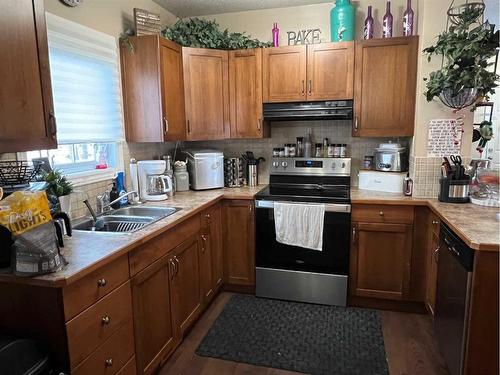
(204, 213), (211, 219)
(432, 220), (439, 225)
(97, 278), (107, 287)
(101, 316), (111, 325)
(379, 211), (384, 216)
(105, 358), (113, 367)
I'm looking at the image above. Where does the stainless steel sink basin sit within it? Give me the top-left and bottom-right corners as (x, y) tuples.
(108, 206), (178, 218)
(73, 205), (180, 233)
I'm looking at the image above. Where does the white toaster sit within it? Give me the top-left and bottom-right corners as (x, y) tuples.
(183, 149), (224, 190)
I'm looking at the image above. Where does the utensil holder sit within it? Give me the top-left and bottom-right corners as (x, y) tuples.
(438, 176), (471, 203)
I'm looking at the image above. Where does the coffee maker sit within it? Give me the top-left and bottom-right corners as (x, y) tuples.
(137, 160), (173, 201)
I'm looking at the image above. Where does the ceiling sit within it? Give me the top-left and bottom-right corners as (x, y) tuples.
(152, 0), (332, 17)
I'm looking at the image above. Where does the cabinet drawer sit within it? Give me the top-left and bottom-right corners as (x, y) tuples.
(67, 281), (133, 369)
(352, 205), (414, 224)
(129, 215), (200, 276)
(63, 256), (129, 321)
(72, 320), (135, 375)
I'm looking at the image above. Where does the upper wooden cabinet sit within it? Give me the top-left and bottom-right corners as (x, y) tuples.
(120, 36), (186, 142)
(353, 36), (418, 137)
(182, 47), (230, 140)
(229, 49), (267, 138)
(306, 42), (354, 101)
(263, 45), (307, 102)
(0, 0), (57, 153)
(262, 42), (354, 103)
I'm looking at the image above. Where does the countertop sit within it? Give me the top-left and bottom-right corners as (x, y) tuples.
(0, 185), (497, 287)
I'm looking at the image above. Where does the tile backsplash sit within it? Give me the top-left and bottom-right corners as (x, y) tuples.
(190, 120), (410, 186)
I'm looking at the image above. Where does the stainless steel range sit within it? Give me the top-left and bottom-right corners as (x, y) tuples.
(254, 157), (351, 306)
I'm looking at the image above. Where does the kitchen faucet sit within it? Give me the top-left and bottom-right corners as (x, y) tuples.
(83, 190), (140, 222)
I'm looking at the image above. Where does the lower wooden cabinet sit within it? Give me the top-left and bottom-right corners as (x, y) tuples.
(223, 200), (255, 287)
(131, 255), (177, 375)
(199, 227), (214, 304)
(170, 234), (202, 336)
(350, 222), (413, 300)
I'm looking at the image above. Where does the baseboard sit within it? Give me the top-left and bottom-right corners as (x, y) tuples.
(348, 295), (427, 314)
(223, 284), (255, 294)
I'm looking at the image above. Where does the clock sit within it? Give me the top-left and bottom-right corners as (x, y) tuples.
(60, 0), (82, 7)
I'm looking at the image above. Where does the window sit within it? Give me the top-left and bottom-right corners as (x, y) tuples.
(26, 13), (124, 179)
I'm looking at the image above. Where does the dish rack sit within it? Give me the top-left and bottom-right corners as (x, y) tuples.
(0, 161), (43, 188)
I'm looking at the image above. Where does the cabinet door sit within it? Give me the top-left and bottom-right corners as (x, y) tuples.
(131, 256), (177, 375)
(199, 230), (214, 304)
(350, 222), (412, 300)
(0, 0), (56, 152)
(353, 36), (418, 137)
(425, 228), (439, 317)
(306, 42), (354, 101)
(183, 47), (229, 140)
(223, 200), (255, 286)
(262, 45), (307, 103)
(160, 39), (186, 141)
(229, 49), (264, 138)
(209, 204), (224, 289)
(170, 235), (202, 335)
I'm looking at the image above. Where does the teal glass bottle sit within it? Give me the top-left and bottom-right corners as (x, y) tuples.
(330, 0), (355, 42)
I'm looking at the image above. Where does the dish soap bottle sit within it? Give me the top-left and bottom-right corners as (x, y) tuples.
(330, 0), (355, 42)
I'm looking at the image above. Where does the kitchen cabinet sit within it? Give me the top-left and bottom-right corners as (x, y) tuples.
(199, 224), (214, 304)
(425, 214), (440, 318)
(131, 255), (177, 375)
(0, 0), (56, 152)
(350, 205), (414, 301)
(120, 36), (186, 142)
(223, 200), (255, 287)
(169, 234), (202, 336)
(201, 203), (223, 297)
(262, 42), (354, 103)
(352, 36), (418, 137)
(183, 47), (230, 140)
(229, 49), (267, 138)
(306, 42), (354, 101)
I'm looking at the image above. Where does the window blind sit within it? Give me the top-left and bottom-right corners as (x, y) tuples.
(45, 13), (124, 144)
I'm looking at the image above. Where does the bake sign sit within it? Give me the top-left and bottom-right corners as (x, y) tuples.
(287, 29), (322, 45)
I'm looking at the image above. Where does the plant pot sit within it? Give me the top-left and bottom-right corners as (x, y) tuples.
(439, 87), (478, 110)
(58, 194), (72, 214)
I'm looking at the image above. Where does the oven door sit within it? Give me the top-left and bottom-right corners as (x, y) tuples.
(255, 200), (350, 275)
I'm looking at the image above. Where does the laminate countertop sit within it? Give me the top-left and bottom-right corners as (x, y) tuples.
(0, 185), (497, 287)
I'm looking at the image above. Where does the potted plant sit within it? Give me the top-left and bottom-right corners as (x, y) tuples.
(42, 170), (74, 214)
(423, 6), (499, 110)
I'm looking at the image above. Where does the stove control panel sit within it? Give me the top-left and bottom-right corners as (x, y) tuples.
(270, 157), (351, 176)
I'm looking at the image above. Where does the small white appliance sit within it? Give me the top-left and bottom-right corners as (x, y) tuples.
(137, 160), (173, 201)
(358, 170), (407, 193)
(182, 150), (224, 190)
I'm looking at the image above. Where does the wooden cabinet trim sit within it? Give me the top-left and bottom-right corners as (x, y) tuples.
(352, 204), (414, 224)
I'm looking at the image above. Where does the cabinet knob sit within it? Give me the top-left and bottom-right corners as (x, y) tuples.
(204, 213), (211, 219)
(101, 316), (110, 325)
(97, 278), (107, 287)
(379, 211), (384, 216)
(432, 220), (439, 225)
(105, 358), (113, 367)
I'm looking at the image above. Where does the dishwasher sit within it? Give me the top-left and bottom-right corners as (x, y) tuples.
(435, 224), (474, 375)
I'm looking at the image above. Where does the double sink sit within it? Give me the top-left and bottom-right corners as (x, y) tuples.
(73, 206), (180, 233)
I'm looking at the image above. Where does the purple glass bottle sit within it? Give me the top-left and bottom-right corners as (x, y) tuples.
(364, 5), (374, 39)
(382, 1), (393, 38)
(403, 0), (414, 36)
(272, 22), (279, 47)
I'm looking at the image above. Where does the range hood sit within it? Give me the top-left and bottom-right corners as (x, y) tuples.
(263, 100), (353, 121)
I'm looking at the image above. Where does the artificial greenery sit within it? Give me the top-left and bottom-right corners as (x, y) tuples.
(42, 170), (74, 198)
(423, 7), (499, 107)
(161, 18), (272, 49)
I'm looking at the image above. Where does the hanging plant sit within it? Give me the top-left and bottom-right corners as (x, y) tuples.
(161, 18), (272, 49)
(423, 6), (499, 110)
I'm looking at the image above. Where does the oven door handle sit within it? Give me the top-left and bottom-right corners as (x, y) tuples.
(255, 200), (351, 213)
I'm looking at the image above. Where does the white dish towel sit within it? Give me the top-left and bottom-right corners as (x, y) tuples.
(273, 202), (325, 251)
